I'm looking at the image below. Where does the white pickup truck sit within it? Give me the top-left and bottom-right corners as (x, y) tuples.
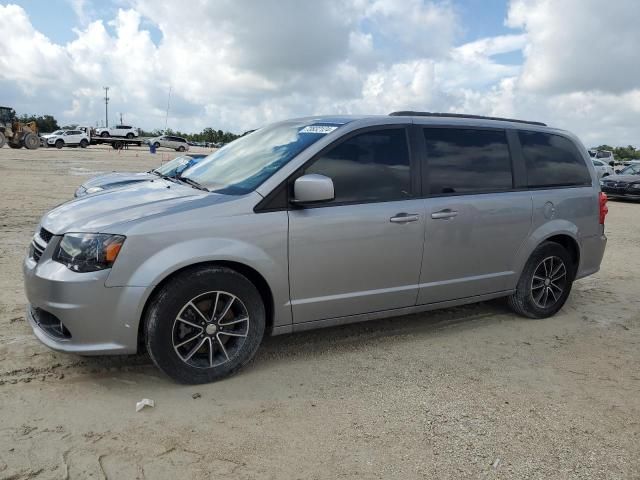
(95, 125), (139, 138)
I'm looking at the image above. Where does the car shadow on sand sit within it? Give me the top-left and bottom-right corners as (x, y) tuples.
(50, 299), (515, 383)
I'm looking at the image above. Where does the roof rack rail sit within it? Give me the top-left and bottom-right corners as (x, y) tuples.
(388, 111), (547, 127)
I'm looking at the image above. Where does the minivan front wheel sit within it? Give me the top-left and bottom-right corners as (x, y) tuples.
(145, 266), (265, 384)
(508, 241), (574, 319)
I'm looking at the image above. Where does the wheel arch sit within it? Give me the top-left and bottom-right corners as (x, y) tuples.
(137, 260), (275, 351)
(513, 221), (582, 284)
(544, 233), (580, 274)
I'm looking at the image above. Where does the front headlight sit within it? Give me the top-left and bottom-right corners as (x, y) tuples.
(85, 186), (104, 194)
(53, 233), (125, 272)
(631, 183), (640, 189)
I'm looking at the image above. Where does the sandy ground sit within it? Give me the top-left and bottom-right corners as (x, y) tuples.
(0, 144), (638, 479)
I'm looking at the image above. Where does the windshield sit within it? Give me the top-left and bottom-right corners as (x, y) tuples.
(620, 164), (640, 175)
(51, 130), (64, 135)
(153, 155), (203, 177)
(596, 151), (612, 159)
(182, 120), (347, 194)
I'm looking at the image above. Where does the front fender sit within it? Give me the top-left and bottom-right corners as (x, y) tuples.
(105, 210), (291, 329)
(108, 237), (284, 289)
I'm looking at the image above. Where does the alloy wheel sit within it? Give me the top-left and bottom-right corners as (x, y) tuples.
(531, 256), (567, 309)
(172, 291), (250, 369)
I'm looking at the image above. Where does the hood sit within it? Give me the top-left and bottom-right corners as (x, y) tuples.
(602, 174), (640, 183)
(41, 179), (230, 234)
(82, 171), (155, 189)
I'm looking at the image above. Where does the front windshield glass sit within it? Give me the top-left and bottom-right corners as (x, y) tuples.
(154, 155), (199, 176)
(182, 120), (347, 194)
(596, 151), (612, 159)
(51, 130), (63, 135)
(621, 164), (640, 175)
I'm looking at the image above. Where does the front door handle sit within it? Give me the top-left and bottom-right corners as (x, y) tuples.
(390, 213), (420, 224)
(431, 209), (458, 220)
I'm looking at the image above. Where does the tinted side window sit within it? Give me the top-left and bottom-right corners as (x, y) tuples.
(305, 128), (411, 204)
(423, 128), (512, 195)
(519, 131), (591, 187)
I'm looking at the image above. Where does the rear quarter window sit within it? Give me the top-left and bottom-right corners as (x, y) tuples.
(519, 131), (591, 188)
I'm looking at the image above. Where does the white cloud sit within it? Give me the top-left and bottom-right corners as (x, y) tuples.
(1, 0), (639, 145)
(507, 0), (640, 94)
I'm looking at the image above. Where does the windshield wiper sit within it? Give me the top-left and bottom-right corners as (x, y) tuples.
(179, 177), (209, 192)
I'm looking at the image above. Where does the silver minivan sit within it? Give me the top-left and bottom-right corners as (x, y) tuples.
(149, 135), (190, 152)
(24, 112), (608, 383)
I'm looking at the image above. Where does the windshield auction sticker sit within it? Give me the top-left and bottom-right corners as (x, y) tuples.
(300, 125), (338, 134)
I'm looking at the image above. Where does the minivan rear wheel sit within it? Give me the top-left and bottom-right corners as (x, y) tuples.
(145, 266), (265, 384)
(507, 241), (574, 319)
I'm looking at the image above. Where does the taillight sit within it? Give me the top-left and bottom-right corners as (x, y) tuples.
(599, 192), (608, 224)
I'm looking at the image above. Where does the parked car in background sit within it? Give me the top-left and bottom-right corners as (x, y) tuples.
(74, 154), (208, 197)
(600, 163), (640, 200)
(40, 130), (65, 146)
(594, 150), (615, 165)
(622, 159), (640, 167)
(45, 129), (90, 149)
(95, 125), (139, 139)
(592, 158), (615, 178)
(24, 112), (607, 384)
(149, 135), (190, 152)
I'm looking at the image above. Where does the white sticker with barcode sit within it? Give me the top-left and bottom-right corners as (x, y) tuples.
(300, 125), (338, 134)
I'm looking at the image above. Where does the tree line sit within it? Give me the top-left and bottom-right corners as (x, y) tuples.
(11, 111), (640, 157)
(13, 111), (242, 142)
(591, 144), (640, 161)
(138, 127), (242, 144)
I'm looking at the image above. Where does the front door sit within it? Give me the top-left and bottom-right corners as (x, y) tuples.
(416, 127), (532, 304)
(288, 127), (426, 324)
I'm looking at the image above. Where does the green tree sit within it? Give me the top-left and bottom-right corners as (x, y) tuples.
(18, 113), (60, 133)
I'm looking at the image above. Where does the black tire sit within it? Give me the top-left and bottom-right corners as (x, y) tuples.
(176, 146), (186, 152)
(80, 139), (89, 148)
(9, 143), (22, 149)
(507, 241), (575, 319)
(0, 132), (5, 148)
(100, 131), (109, 137)
(145, 266), (266, 384)
(126, 132), (134, 139)
(23, 132), (39, 150)
(55, 139), (64, 149)
(153, 142), (160, 149)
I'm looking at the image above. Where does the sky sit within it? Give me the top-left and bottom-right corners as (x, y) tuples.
(1, 0), (639, 146)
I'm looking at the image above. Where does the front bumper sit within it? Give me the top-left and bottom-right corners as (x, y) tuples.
(601, 186), (640, 199)
(23, 242), (147, 355)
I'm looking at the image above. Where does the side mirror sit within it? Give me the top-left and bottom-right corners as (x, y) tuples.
(292, 174), (334, 204)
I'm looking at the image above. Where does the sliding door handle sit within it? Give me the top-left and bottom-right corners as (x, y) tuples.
(390, 213), (420, 224)
(431, 209), (458, 220)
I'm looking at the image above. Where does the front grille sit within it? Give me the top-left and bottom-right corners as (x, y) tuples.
(30, 227), (53, 263)
(39, 228), (53, 243)
(30, 241), (45, 262)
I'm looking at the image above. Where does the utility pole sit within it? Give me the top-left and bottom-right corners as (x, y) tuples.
(119, 112), (123, 125)
(164, 85), (172, 132)
(103, 86), (110, 128)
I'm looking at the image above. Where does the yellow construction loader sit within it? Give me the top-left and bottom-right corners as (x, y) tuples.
(0, 106), (40, 149)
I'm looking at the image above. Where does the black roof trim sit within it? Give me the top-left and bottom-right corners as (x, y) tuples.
(388, 111), (547, 127)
